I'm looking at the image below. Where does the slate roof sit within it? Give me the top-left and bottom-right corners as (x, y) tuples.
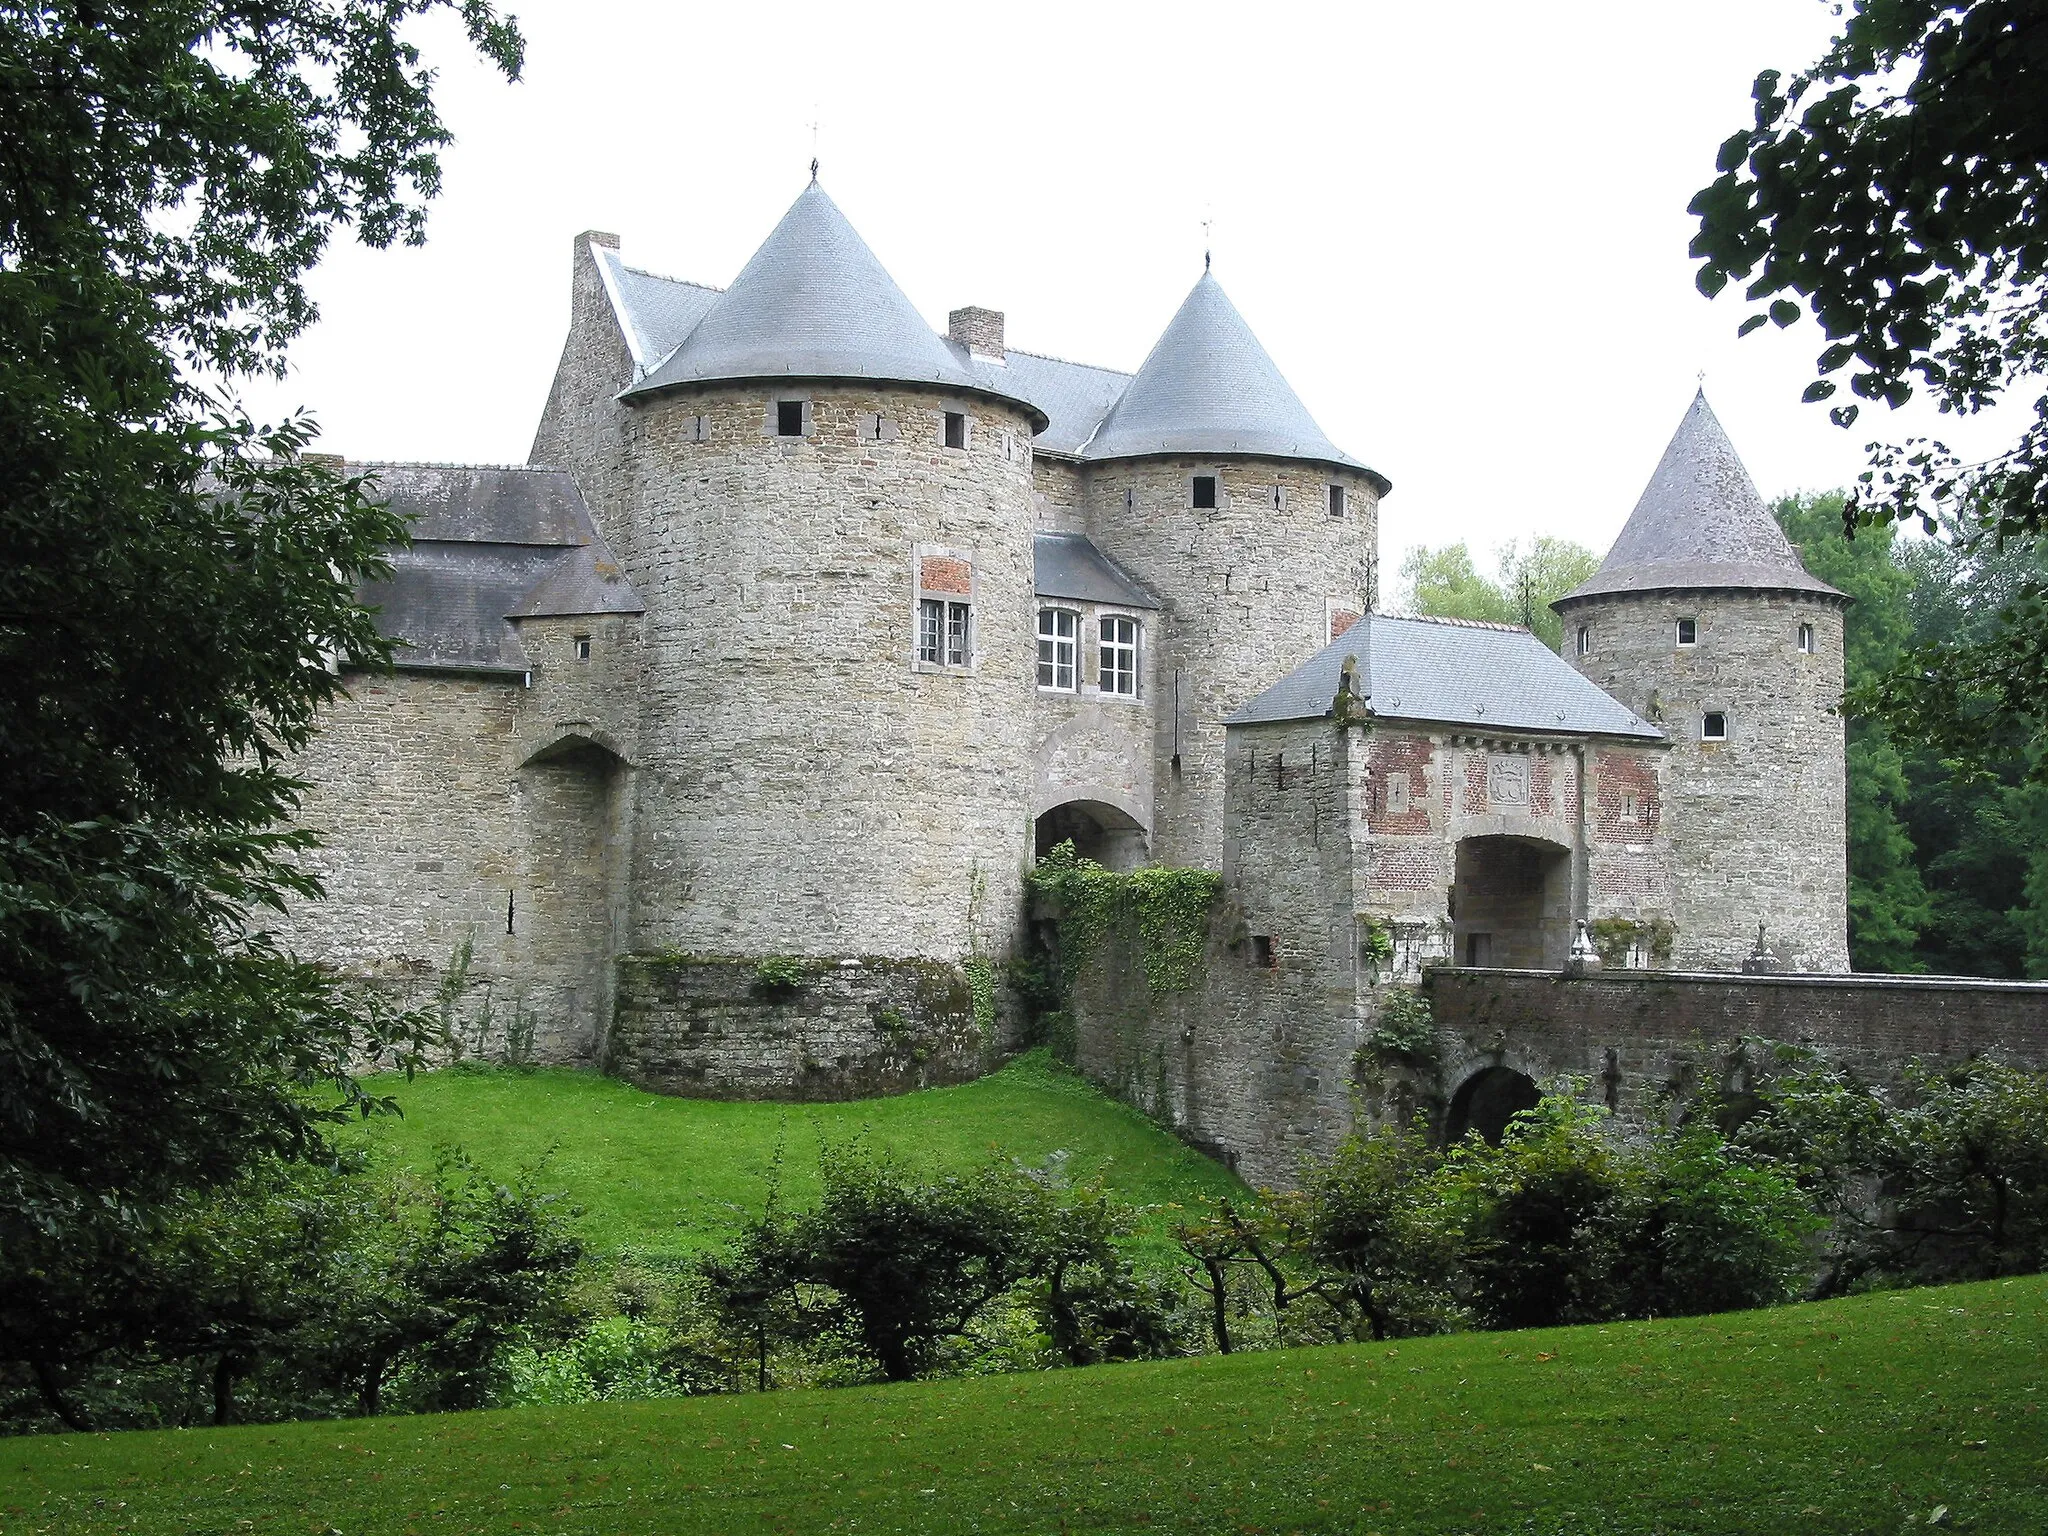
(1225, 613), (1662, 739)
(1557, 390), (1845, 605)
(1077, 273), (1388, 490)
(621, 183), (1046, 430)
(347, 463), (643, 674)
(1034, 532), (1160, 609)
(586, 195), (1377, 475)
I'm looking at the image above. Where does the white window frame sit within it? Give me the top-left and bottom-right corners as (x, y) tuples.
(1098, 613), (1140, 698)
(572, 633), (592, 663)
(1797, 621), (1815, 654)
(1702, 710), (1729, 742)
(1037, 607), (1079, 692)
(1576, 623), (1591, 657)
(1675, 616), (1698, 647)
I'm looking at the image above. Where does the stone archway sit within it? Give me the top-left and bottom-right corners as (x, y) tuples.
(513, 734), (631, 1061)
(1445, 1064), (1543, 1145)
(1035, 797), (1149, 871)
(1450, 834), (1572, 969)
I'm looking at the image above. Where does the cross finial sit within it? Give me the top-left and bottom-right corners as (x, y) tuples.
(808, 113), (820, 182)
(1201, 214), (1214, 272)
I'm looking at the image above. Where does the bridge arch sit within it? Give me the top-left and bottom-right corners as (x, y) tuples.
(1033, 785), (1149, 870)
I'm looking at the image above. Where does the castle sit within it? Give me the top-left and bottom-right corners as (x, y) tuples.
(271, 178), (1863, 1175)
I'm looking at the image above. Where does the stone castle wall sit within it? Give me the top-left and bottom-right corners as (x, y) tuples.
(1562, 589), (1848, 971)
(529, 235), (642, 568)
(1080, 457), (1379, 869)
(622, 382), (1040, 963)
(608, 954), (992, 1100)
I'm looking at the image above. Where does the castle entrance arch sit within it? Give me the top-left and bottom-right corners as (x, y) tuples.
(1034, 797), (1148, 871)
(1450, 834), (1572, 970)
(1445, 1065), (1542, 1146)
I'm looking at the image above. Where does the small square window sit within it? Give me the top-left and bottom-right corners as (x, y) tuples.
(1702, 711), (1728, 741)
(1797, 622), (1815, 653)
(1192, 474), (1218, 510)
(1576, 624), (1591, 657)
(1676, 617), (1698, 647)
(775, 399), (805, 437)
(1037, 607), (1078, 690)
(1252, 935), (1276, 969)
(943, 411), (967, 450)
(1328, 483), (1346, 518)
(572, 634), (591, 662)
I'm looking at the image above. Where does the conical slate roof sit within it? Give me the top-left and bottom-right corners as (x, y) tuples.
(1558, 390), (1843, 605)
(1079, 273), (1386, 488)
(623, 182), (1044, 427)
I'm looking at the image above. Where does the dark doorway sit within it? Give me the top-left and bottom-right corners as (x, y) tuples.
(1451, 835), (1571, 969)
(1034, 799), (1148, 870)
(1446, 1065), (1542, 1145)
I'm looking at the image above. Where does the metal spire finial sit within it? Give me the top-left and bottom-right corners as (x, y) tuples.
(1201, 213), (1214, 273)
(808, 112), (820, 183)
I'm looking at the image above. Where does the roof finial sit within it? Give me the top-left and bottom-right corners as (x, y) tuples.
(807, 111), (820, 183)
(1201, 213), (1213, 273)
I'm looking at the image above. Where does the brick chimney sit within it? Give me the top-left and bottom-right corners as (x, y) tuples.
(582, 230), (620, 250)
(948, 306), (1005, 361)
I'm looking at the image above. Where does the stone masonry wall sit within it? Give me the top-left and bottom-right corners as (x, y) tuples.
(1562, 589), (1848, 971)
(1032, 455), (1088, 533)
(609, 954), (989, 1101)
(623, 382), (1040, 964)
(529, 235), (643, 569)
(1081, 457), (1379, 870)
(1427, 967), (2048, 1121)
(1031, 591), (1159, 859)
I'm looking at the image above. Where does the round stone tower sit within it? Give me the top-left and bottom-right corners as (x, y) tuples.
(614, 181), (1048, 964)
(1554, 390), (1849, 972)
(1075, 273), (1387, 868)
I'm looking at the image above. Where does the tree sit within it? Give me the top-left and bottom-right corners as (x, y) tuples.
(1400, 537), (1598, 652)
(0, 1), (522, 1422)
(1296, 1123), (1459, 1340)
(1690, 0), (2048, 765)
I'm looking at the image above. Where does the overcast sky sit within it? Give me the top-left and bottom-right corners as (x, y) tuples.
(235, 0), (2015, 595)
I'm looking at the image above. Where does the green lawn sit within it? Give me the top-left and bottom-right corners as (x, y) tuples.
(338, 1052), (1245, 1258)
(10, 1276), (2045, 1534)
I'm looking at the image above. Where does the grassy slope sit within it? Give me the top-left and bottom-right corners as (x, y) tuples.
(11, 1276), (2045, 1534)
(337, 1052), (1245, 1259)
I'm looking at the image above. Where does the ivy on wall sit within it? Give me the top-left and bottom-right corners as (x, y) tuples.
(1589, 917), (1678, 969)
(1025, 841), (1223, 999)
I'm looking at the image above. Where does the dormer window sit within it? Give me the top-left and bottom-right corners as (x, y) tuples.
(1191, 475), (1218, 510)
(1675, 617), (1697, 647)
(943, 411), (967, 450)
(775, 399), (805, 437)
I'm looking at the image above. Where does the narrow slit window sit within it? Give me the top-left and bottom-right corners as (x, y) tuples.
(1676, 616), (1698, 647)
(573, 634), (592, 662)
(1124, 487), (1135, 512)
(1099, 615), (1138, 697)
(1252, 935), (1276, 969)
(775, 399), (805, 437)
(1328, 483), (1345, 518)
(1273, 484), (1287, 510)
(1702, 711), (1728, 741)
(1191, 474), (1218, 510)
(1037, 607), (1078, 691)
(1576, 624), (1591, 657)
(943, 411), (967, 450)
(1797, 621), (1815, 653)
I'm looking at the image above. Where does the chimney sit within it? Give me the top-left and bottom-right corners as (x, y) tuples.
(300, 452), (345, 469)
(948, 306), (1005, 361)
(582, 230), (620, 250)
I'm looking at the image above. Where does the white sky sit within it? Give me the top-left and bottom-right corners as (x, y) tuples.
(235, 0), (2020, 593)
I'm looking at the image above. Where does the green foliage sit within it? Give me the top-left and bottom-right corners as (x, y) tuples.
(1740, 1050), (2048, 1289)
(0, 0), (523, 1403)
(1399, 536), (1599, 652)
(14, 1276), (2048, 1534)
(1025, 842), (1221, 999)
(1356, 915), (1394, 969)
(961, 956), (996, 1038)
(750, 956), (808, 997)
(1587, 917), (1678, 968)
(1694, 2), (2048, 767)
(1364, 987), (1435, 1059)
(1297, 1124), (1458, 1339)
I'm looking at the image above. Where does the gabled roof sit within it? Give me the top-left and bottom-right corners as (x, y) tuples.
(1078, 273), (1387, 490)
(1034, 532), (1160, 609)
(349, 464), (643, 674)
(1557, 390), (1845, 605)
(620, 183), (1045, 429)
(1226, 613), (1661, 739)
(963, 348), (1133, 458)
(590, 245), (720, 377)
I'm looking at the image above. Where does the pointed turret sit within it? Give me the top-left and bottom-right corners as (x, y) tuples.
(624, 182), (1043, 427)
(1081, 273), (1386, 488)
(1561, 390), (1840, 602)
